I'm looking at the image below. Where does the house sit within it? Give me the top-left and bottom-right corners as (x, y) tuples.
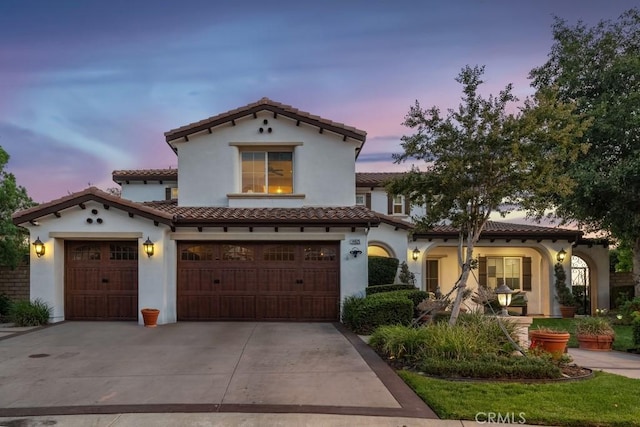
(12, 98), (610, 324)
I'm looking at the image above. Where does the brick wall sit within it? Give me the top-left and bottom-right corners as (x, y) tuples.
(0, 264), (30, 301)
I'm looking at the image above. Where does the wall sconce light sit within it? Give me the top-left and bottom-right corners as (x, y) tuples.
(349, 247), (363, 258)
(412, 247), (420, 261)
(495, 283), (514, 316)
(556, 249), (566, 263)
(32, 236), (45, 258)
(143, 237), (155, 258)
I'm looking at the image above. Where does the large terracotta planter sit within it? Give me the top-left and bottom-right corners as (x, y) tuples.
(559, 305), (576, 318)
(577, 334), (614, 351)
(529, 330), (570, 359)
(141, 308), (160, 328)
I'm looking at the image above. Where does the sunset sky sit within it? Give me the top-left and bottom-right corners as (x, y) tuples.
(1, 0), (636, 202)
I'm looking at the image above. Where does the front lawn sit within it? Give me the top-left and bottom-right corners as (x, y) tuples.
(400, 370), (640, 427)
(531, 318), (635, 351)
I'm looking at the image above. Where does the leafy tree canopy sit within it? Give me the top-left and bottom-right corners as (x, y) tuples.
(0, 146), (36, 268)
(388, 65), (589, 324)
(529, 8), (640, 293)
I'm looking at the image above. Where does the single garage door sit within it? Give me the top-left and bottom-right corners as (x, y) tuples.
(177, 242), (340, 321)
(65, 241), (138, 320)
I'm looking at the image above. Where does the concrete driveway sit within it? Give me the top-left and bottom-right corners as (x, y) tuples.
(0, 322), (435, 419)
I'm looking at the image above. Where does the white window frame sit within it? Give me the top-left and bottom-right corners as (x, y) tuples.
(240, 149), (293, 194)
(393, 195), (405, 214)
(355, 194), (365, 206)
(487, 256), (522, 291)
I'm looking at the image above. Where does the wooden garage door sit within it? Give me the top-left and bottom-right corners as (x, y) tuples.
(65, 241), (138, 320)
(177, 242), (340, 321)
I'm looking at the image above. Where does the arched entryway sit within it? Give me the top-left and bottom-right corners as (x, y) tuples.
(367, 243), (394, 258)
(571, 255), (591, 315)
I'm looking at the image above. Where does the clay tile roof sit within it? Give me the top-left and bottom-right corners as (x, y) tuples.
(376, 213), (415, 230)
(12, 187), (174, 226)
(164, 97), (367, 145)
(356, 172), (409, 187)
(144, 200), (380, 227)
(414, 220), (582, 241)
(113, 169), (178, 182)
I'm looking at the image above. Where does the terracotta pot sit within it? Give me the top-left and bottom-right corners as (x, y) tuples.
(529, 330), (570, 359)
(577, 334), (614, 351)
(559, 305), (576, 318)
(141, 308), (160, 328)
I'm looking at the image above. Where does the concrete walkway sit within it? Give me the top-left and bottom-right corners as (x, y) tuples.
(568, 347), (640, 379)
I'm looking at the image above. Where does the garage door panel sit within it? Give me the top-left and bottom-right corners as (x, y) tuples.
(177, 241), (339, 321)
(219, 268), (258, 292)
(220, 296), (256, 319)
(65, 241), (138, 321)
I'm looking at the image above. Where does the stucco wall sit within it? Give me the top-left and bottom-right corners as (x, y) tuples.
(121, 182), (176, 202)
(174, 111), (360, 208)
(23, 200), (174, 324)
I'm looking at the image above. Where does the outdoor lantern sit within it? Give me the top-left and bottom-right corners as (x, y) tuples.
(495, 283), (514, 316)
(32, 237), (45, 258)
(412, 247), (420, 261)
(143, 237), (155, 257)
(556, 248), (567, 263)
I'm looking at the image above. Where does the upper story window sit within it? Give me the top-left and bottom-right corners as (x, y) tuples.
(355, 194), (365, 206)
(393, 195), (405, 214)
(242, 151), (293, 194)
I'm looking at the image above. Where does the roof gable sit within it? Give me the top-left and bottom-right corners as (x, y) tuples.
(12, 187), (174, 226)
(164, 97), (367, 152)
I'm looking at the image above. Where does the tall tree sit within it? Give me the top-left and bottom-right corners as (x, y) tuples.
(0, 146), (36, 268)
(530, 9), (640, 297)
(388, 65), (589, 324)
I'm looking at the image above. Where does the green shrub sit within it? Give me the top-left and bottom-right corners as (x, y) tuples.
(9, 298), (51, 326)
(366, 284), (416, 295)
(575, 316), (615, 336)
(341, 294), (413, 335)
(368, 256), (399, 286)
(369, 324), (431, 360)
(618, 297), (640, 324)
(0, 293), (12, 319)
(632, 313), (640, 347)
(369, 289), (430, 308)
(418, 354), (562, 379)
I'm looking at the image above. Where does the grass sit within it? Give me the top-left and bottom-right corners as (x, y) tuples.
(531, 318), (635, 351)
(399, 370), (640, 427)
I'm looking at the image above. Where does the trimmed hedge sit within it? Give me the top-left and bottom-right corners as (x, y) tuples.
(418, 354), (563, 379)
(342, 294), (413, 335)
(369, 289), (431, 311)
(368, 256), (399, 286)
(366, 284), (416, 296)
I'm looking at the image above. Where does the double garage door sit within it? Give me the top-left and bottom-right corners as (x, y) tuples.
(177, 242), (340, 321)
(65, 240), (340, 321)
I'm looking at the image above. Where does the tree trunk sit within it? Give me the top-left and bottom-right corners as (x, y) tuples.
(448, 239), (476, 325)
(633, 237), (640, 299)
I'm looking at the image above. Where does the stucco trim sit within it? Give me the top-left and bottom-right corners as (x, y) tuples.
(49, 232), (144, 239)
(226, 193), (306, 199)
(229, 142), (303, 147)
(169, 232), (345, 241)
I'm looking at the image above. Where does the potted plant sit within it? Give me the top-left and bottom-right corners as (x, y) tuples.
(529, 327), (570, 360)
(555, 263), (576, 318)
(141, 308), (160, 327)
(575, 316), (615, 351)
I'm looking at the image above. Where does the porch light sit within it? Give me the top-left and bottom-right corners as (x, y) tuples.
(556, 249), (567, 263)
(412, 247), (420, 261)
(349, 247), (363, 258)
(32, 237), (45, 258)
(143, 237), (155, 257)
(495, 283), (514, 316)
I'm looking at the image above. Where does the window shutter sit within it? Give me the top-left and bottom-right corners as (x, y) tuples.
(404, 196), (410, 215)
(479, 257), (487, 287)
(523, 257), (532, 291)
(365, 193), (371, 209)
(165, 187), (172, 200)
(387, 194), (393, 214)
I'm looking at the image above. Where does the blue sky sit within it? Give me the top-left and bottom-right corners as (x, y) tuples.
(1, 0), (636, 202)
